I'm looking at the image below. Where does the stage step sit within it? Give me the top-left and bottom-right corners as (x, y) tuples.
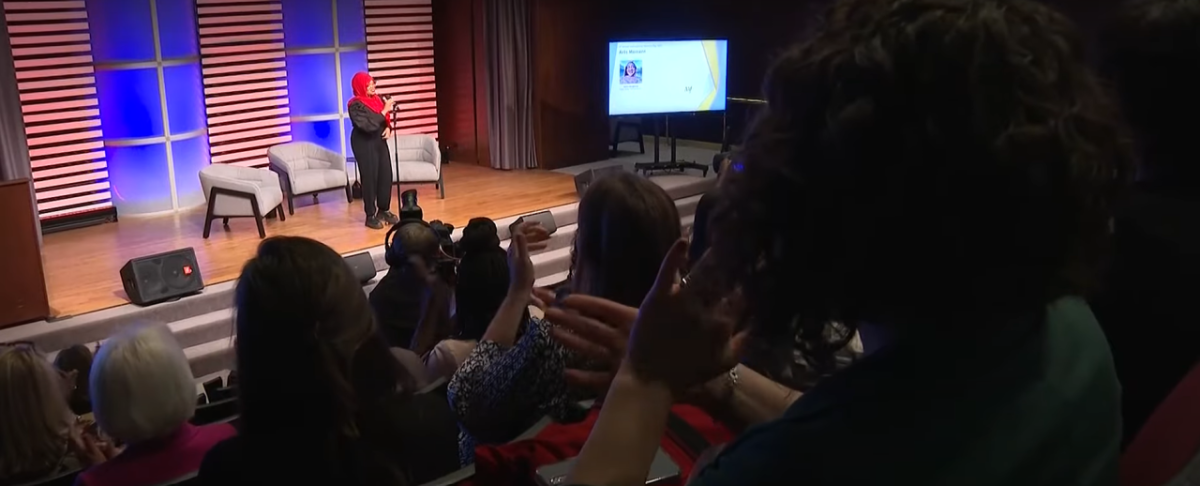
(4, 172), (715, 379)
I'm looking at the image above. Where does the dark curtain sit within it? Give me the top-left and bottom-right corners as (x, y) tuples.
(485, 0), (537, 169)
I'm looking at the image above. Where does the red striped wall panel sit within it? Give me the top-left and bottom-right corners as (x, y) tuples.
(3, 0), (112, 220)
(196, 0), (290, 168)
(364, 0), (437, 138)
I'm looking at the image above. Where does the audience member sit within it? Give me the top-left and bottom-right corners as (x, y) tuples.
(53, 345), (94, 416)
(1095, 0), (1200, 447)
(688, 152), (733, 267)
(449, 172), (678, 460)
(421, 218), (507, 383)
(552, 1), (1130, 485)
(369, 222), (451, 350)
(0, 344), (87, 484)
(78, 325), (235, 486)
(199, 236), (460, 485)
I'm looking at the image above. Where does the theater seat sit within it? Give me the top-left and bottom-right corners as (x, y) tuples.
(1121, 363), (1200, 486)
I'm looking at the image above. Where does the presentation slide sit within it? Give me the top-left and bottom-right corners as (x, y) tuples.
(608, 40), (728, 116)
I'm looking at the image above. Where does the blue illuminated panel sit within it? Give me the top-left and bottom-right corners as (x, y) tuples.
(283, 0), (334, 49)
(339, 50), (368, 102)
(87, 0), (155, 63)
(286, 53), (339, 117)
(163, 63), (206, 134)
(171, 136), (211, 209)
(337, 0), (365, 45)
(292, 120), (341, 154)
(344, 118), (355, 160)
(157, 0), (200, 59)
(107, 143), (172, 215)
(96, 68), (164, 139)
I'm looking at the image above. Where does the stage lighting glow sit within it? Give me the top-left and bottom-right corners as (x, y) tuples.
(339, 50), (369, 101)
(87, 0), (155, 63)
(285, 53), (340, 117)
(106, 143), (173, 215)
(156, 0), (200, 59)
(170, 136), (211, 210)
(96, 68), (164, 140)
(338, 0), (367, 45)
(163, 63), (206, 134)
(291, 120), (341, 154)
(283, 0), (335, 48)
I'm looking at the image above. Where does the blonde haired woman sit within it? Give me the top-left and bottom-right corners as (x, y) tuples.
(78, 326), (235, 486)
(0, 343), (99, 484)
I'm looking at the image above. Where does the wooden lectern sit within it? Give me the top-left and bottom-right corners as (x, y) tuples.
(0, 179), (49, 328)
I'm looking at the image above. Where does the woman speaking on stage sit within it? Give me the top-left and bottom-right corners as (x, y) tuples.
(348, 72), (400, 230)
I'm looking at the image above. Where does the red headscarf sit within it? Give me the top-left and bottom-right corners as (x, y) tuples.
(349, 72), (390, 123)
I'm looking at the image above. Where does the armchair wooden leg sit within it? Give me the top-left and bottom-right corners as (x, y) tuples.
(277, 204), (286, 222)
(287, 194), (295, 216)
(345, 184), (353, 203)
(203, 194), (217, 239)
(438, 174), (445, 199)
(222, 217), (229, 226)
(251, 199), (266, 239)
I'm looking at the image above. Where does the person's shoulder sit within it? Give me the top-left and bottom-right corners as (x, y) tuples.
(688, 415), (827, 486)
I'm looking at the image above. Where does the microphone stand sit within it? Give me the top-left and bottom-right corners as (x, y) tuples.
(389, 100), (400, 201)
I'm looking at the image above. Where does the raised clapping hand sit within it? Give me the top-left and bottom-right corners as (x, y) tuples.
(544, 239), (746, 397)
(508, 221), (551, 294)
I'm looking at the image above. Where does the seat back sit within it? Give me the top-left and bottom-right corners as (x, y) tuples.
(192, 396), (239, 425)
(388, 135), (440, 167)
(1121, 363), (1200, 486)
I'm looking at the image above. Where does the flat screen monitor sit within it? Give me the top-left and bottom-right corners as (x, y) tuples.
(608, 40), (728, 116)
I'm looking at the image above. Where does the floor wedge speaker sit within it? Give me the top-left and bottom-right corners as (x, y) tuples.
(120, 248), (204, 306)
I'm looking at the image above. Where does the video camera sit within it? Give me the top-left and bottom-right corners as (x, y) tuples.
(387, 189), (459, 285)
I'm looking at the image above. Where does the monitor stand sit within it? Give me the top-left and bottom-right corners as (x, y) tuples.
(634, 115), (709, 177)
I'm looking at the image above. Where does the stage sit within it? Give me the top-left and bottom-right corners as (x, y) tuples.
(40, 164), (578, 319)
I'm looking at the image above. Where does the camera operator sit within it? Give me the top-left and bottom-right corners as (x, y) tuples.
(368, 222), (454, 354)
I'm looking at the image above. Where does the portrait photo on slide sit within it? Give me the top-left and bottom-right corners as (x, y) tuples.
(619, 60), (642, 84)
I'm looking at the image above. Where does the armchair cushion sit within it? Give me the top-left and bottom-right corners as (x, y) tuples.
(386, 134), (441, 183)
(267, 142), (348, 194)
(291, 169), (347, 195)
(199, 165), (284, 217)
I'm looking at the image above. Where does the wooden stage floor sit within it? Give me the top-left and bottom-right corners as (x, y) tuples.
(41, 164), (578, 319)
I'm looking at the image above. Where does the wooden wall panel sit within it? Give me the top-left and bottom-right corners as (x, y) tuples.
(530, 0), (609, 170)
(432, 0), (485, 165)
(196, 0), (291, 168)
(365, 0), (437, 138)
(3, 0), (113, 220)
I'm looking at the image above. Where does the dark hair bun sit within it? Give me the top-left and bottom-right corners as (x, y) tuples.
(460, 217), (500, 254)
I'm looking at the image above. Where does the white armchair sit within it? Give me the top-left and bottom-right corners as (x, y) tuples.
(199, 164), (286, 239)
(386, 134), (444, 199)
(267, 141), (351, 215)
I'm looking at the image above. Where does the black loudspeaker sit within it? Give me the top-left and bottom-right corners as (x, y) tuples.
(573, 165), (625, 197)
(120, 248), (204, 306)
(509, 210), (558, 238)
(344, 252), (377, 285)
(573, 170), (594, 197)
